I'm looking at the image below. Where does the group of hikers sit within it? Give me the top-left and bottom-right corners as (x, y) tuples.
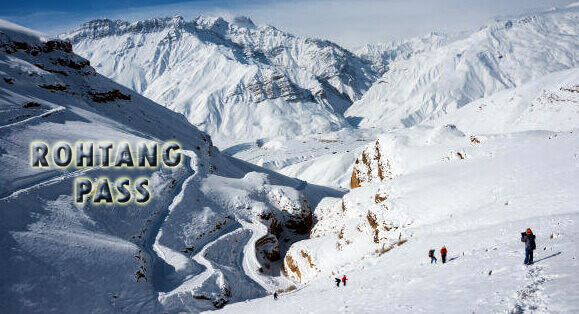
(428, 245), (448, 264)
(273, 228), (537, 300)
(335, 275), (347, 287)
(427, 228), (536, 266)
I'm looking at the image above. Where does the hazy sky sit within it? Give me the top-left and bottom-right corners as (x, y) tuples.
(1, 0), (574, 48)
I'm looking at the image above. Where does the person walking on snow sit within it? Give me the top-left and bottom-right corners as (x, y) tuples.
(342, 275), (348, 286)
(440, 246), (448, 264)
(521, 228), (536, 265)
(335, 278), (341, 287)
(429, 249), (437, 264)
(273, 291), (278, 300)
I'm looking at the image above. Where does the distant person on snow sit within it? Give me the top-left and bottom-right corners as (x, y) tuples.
(273, 291), (278, 300)
(342, 275), (348, 286)
(429, 249), (437, 264)
(521, 228), (536, 265)
(335, 278), (341, 287)
(440, 246), (448, 264)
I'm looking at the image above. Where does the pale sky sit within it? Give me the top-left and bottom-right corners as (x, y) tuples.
(1, 0), (574, 48)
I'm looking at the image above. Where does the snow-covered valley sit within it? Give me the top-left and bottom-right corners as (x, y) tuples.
(1, 2), (579, 313)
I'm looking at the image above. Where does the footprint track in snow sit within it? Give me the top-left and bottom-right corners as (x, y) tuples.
(510, 265), (550, 313)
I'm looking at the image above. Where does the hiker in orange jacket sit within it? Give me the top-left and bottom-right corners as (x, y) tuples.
(342, 275), (348, 286)
(440, 246), (448, 264)
(521, 228), (536, 265)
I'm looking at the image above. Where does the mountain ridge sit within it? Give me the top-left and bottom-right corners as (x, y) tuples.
(60, 14), (379, 147)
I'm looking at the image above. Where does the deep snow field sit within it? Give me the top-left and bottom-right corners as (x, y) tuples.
(218, 127), (579, 313)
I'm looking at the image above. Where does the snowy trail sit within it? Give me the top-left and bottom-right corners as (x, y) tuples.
(148, 150), (202, 289)
(239, 219), (278, 292)
(158, 226), (243, 302)
(156, 216), (271, 302)
(0, 106), (66, 130)
(152, 150), (199, 265)
(0, 166), (100, 200)
(149, 150), (250, 305)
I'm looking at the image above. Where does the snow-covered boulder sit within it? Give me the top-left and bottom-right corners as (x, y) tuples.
(284, 185), (410, 284)
(350, 137), (402, 189)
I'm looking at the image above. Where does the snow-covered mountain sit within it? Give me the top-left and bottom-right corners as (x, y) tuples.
(353, 31), (453, 74)
(0, 19), (342, 312)
(431, 67), (579, 134)
(346, 5), (579, 130)
(61, 15), (379, 147)
(3, 2), (579, 312)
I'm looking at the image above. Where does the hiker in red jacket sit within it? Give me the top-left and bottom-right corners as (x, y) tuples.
(521, 228), (536, 265)
(440, 246), (448, 264)
(342, 275), (348, 286)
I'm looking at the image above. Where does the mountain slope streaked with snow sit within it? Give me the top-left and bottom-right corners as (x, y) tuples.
(346, 6), (579, 130)
(61, 16), (378, 147)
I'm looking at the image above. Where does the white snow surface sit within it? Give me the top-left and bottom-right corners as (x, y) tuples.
(430, 68), (579, 134)
(346, 5), (579, 131)
(218, 126), (579, 313)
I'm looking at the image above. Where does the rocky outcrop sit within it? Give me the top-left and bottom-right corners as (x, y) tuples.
(351, 139), (398, 189)
(245, 71), (314, 103)
(1, 35), (95, 78)
(283, 184), (409, 284)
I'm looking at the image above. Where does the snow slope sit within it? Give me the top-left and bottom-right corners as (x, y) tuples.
(346, 5), (579, 130)
(218, 125), (579, 313)
(223, 128), (380, 190)
(61, 16), (378, 147)
(0, 20), (342, 312)
(431, 67), (579, 134)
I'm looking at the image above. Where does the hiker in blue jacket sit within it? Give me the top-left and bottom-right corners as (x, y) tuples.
(428, 249), (437, 264)
(521, 228), (536, 265)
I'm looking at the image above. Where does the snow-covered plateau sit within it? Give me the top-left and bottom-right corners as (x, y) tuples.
(1, 2), (579, 313)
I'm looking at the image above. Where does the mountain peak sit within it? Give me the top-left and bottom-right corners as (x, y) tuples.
(64, 15), (189, 42)
(193, 14), (257, 32)
(231, 16), (257, 29)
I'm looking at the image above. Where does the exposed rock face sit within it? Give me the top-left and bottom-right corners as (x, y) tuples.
(283, 184), (409, 284)
(1, 34), (95, 78)
(255, 235), (281, 262)
(244, 71), (314, 103)
(255, 189), (313, 276)
(351, 139), (399, 189)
